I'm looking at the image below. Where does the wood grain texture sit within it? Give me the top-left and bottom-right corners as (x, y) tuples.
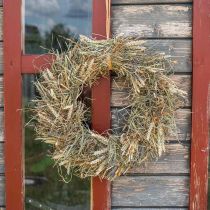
(142, 40), (191, 73)
(128, 143), (189, 174)
(111, 75), (191, 107)
(112, 176), (189, 207)
(112, 108), (191, 141)
(112, 5), (192, 38)
(0, 176), (4, 206)
(112, 0), (192, 4)
(0, 143), (3, 174)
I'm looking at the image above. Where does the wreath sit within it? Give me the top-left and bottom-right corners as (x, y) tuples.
(33, 35), (185, 180)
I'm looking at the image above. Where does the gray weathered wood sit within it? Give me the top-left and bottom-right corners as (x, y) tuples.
(0, 110), (3, 143)
(0, 143), (3, 174)
(112, 0), (192, 4)
(112, 176), (189, 207)
(112, 108), (191, 141)
(128, 143), (189, 174)
(0, 176), (4, 207)
(111, 75), (191, 107)
(142, 40), (191, 73)
(112, 5), (192, 38)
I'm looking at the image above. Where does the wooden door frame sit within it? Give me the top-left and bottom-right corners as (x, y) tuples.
(189, 0), (210, 209)
(3, 0), (111, 210)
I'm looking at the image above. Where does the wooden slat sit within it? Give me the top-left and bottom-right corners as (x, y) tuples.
(0, 143), (3, 174)
(142, 40), (191, 73)
(0, 176), (4, 207)
(128, 143), (189, 174)
(111, 75), (191, 107)
(112, 5), (192, 38)
(112, 176), (189, 207)
(112, 108), (191, 141)
(112, 0), (192, 4)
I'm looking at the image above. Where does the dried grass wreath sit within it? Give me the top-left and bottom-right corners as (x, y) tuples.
(33, 35), (185, 181)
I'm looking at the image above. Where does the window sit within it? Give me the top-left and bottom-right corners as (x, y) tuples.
(25, 0), (92, 54)
(24, 1), (92, 209)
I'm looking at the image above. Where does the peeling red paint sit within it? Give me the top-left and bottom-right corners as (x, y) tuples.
(190, 0), (210, 209)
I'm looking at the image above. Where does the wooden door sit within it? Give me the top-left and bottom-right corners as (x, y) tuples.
(3, 0), (210, 210)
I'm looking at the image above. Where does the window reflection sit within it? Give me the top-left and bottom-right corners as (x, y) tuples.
(24, 0), (92, 208)
(25, 0), (92, 54)
(23, 75), (90, 210)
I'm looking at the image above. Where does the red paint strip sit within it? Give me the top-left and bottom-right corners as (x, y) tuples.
(190, 0), (210, 209)
(91, 0), (111, 210)
(4, 1), (23, 210)
(21, 54), (55, 74)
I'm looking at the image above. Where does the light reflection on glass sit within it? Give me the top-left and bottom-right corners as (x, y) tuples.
(25, 0), (92, 54)
(24, 0), (92, 207)
(23, 75), (90, 210)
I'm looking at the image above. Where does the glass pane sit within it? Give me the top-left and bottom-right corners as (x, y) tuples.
(24, 0), (92, 54)
(23, 75), (90, 210)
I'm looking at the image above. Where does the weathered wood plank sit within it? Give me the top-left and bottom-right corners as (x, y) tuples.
(112, 5), (192, 38)
(0, 110), (3, 143)
(0, 143), (3, 174)
(128, 143), (189, 174)
(0, 176), (5, 207)
(112, 0), (192, 4)
(143, 40), (191, 73)
(111, 75), (191, 107)
(112, 108), (191, 141)
(112, 176), (189, 207)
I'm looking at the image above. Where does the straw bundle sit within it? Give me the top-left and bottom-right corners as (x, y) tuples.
(32, 35), (185, 181)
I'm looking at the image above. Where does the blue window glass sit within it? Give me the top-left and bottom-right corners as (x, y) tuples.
(25, 0), (92, 54)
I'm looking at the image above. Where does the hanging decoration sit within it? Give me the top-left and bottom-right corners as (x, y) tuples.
(32, 35), (185, 180)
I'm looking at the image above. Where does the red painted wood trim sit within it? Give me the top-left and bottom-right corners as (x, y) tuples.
(91, 0), (111, 210)
(190, 0), (210, 209)
(21, 54), (55, 74)
(3, 1), (24, 210)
